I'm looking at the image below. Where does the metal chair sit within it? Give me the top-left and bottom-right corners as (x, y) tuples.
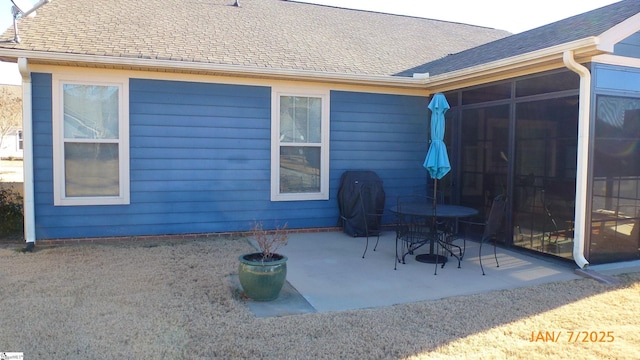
(434, 222), (464, 274)
(423, 191), (463, 275)
(394, 195), (437, 269)
(359, 181), (385, 258)
(458, 194), (506, 275)
(541, 179), (576, 250)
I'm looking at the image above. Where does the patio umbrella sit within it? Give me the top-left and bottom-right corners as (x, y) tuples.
(423, 93), (451, 256)
(424, 93), (451, 202)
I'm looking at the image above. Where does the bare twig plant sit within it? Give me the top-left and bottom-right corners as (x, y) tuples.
(251, 221), (288, 261)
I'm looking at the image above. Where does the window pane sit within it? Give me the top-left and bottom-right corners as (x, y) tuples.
(63, 84), (119, 139)
(590, 95), (640, 264)
(516, 71), (579, 98)
(65, 143), (119, 197)
(514, 97), (578, 259)
(443, 92), (458, 107)
(280, 96), (295, 142)
(279, 146), (320, 193)
(308, 97), (321, 142)
(280, 96), (321, 143)
(459, 105), (509, 218)
(462, 82), (511, 105)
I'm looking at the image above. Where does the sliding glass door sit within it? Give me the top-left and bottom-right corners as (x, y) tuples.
(512, 97), (578, 259)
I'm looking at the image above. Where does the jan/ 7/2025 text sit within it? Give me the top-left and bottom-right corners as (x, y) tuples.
(530, 331), (615, 343)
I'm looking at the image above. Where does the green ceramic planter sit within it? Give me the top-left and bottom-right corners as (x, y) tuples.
(238, 253), (288, 301)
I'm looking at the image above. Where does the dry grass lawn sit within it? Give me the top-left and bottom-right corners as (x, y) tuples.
(0, 237), (638, 359)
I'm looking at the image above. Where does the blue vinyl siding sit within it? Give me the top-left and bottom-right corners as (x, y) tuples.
(32, 73), (54, 233)
(32, 76), (429, 239)
(330, 90), (429, 223)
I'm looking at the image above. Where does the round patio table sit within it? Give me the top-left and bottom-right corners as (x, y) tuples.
(390, 203), (478, 264)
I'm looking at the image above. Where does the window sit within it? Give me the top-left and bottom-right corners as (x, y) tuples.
(17, 130), (23, 150)
(461, 81), (511, 105)
(52, 74), (129, 206)
(590, 95), (640, 263)
(271, 88), (329, 201)
(516, 70), (579, 98)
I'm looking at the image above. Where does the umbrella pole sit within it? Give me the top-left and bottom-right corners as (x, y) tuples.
(431, 179), (437, 254)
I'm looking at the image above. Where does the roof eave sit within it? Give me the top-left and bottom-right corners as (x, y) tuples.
(424, 37), (604, 93)
(0, 49), (427, 89)
(0, 35), (619, 93)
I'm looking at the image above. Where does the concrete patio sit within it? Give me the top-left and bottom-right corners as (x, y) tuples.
(240, 230), (589, 316)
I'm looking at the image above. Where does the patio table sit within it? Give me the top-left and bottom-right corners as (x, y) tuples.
(390, 203), (478, 264)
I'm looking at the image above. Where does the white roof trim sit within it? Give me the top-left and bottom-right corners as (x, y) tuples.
(592, 53), (640, 68)
(424, 37), (601, 91)
(597, 12), (640, 52)
(0, 49), (427, 89)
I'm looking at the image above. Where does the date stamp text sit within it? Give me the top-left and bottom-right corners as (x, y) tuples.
(530, 331), (615, 343)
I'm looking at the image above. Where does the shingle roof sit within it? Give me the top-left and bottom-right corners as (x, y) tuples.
(0, 0), (509, 77)
(402, 0), (640, 77)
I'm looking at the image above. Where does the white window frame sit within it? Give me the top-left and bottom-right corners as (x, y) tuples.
(271, 87), (330, 201)
(52, 73), (130, 206)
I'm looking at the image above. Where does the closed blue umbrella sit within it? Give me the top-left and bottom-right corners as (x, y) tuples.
(424, 93), (451, 180)
(423, 93), (450, 257)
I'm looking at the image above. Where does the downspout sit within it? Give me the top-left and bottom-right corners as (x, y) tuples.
(562, 50), (590, 269)
(18, 58), (36, 245)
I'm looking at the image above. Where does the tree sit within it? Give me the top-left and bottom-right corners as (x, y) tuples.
(0, 85), (22, 153)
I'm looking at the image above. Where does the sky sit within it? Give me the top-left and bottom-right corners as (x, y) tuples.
(0, 0), (622, 85)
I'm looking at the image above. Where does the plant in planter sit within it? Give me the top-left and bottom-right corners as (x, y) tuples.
(238, 221), (289, 301)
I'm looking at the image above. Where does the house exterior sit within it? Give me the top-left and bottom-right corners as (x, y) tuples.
(0, 128), (23, 159)
(0, 0), (639, 267)
(0, 85), (23, 159)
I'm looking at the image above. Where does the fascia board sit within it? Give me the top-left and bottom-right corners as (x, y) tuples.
(0, 49), (427, 89)
(592, 53), (640, 68)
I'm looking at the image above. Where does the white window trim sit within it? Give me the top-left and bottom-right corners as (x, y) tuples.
(271, 87), (330, 201)
(52, 73), (130, 206)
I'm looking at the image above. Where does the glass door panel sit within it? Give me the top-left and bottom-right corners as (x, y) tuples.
(460, 105), (509, 241)
(590, 95), (640, 264)
(512, 97), (578, 259)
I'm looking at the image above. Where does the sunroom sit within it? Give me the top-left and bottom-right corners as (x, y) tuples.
(431, 62), (640, 266)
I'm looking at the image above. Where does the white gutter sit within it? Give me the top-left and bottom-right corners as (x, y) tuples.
(18, 57), (36, 244)
(562, 50), (590, 269)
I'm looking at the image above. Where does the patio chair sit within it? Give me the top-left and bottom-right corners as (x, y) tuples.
(541, 179), (576, 249)
(458, 194), (506, 275)
(434, 223), (464, 274)
(359, 180), (385, 258)
(427, 192), (465, 275)
(409, 189), (467, 275)
(394, 195), (441, 270)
